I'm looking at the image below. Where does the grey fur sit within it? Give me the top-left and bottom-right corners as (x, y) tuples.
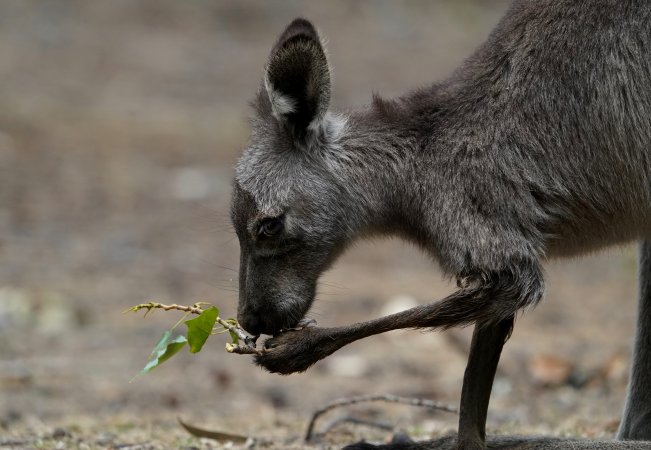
(231, 3), (651, 449)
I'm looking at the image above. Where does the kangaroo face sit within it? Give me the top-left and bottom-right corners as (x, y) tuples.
(231, 19), (348, 335)
(231, 174), (346, 336)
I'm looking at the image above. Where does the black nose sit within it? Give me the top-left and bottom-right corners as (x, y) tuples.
(239, 314), (264, 335)
(238, 311), (282, 336)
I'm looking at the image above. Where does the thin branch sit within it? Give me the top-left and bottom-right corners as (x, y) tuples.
(126, 302), (205, 315)
(216, 317), (253, 345)
(305, 394), (458, 442)
(225, 342), (265, 355)
(315, 415), (394, 440)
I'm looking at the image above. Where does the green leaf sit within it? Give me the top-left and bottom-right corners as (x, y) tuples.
(184, 306), (219, 353)
(139, 331), (187, 375)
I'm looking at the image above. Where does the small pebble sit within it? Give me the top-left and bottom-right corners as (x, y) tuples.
(52, 427), (71, 439)
(95, 432), (117, 446)
(528, 354), (573, 387)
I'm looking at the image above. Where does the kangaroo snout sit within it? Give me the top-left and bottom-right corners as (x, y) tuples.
(237, 305), (293, 336)
(237, 309), (271, 336)
(237, 287), (313, 336)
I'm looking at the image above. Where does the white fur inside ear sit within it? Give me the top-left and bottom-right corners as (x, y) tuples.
(265, 77), (296, 119)
(307, 112), (347, 143)
(324, 112), (347, 142)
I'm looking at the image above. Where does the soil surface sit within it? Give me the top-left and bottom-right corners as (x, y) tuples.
(0, 1), (642, 449)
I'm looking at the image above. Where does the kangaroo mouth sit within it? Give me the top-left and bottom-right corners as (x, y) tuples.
(239, 294), (316, 336)
(240, 310), (309, 336)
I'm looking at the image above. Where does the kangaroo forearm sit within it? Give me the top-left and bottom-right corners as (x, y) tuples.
(328, 290), (486, 339)
(254, 295), (465, 375)
(255, 279), (533, 375)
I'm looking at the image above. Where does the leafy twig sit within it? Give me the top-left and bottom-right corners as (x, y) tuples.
(127, 301), (265, 375)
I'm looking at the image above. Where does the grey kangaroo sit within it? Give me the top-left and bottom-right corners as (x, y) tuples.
(230, 1), (651, 449)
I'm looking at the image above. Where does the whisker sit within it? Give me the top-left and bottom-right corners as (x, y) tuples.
(213, 264), (239, 274)
(216, 236), (238, 246)
(319, 281), (350, 290)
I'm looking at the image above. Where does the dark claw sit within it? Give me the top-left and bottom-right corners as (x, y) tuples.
(281, 317), (318, 332)
(263, 339), (278, 349)
(296, 317), (317, 328)
(244, 334), (259, 347)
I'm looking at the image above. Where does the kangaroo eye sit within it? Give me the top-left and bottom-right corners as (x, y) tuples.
(259, 218), (283, 237)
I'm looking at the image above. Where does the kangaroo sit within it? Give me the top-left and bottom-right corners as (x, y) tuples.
(230, 1), (651, 449)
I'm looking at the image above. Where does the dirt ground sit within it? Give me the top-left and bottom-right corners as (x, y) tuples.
(0, 1), (643, 449)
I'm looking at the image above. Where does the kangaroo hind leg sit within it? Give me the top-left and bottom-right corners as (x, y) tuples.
(618, 240), (651, 440)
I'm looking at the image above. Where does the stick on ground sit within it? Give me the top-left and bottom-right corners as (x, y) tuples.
(305, 394), (458, 442)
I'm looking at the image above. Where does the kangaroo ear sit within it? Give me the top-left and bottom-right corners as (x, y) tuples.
(264, 18), (331, 141)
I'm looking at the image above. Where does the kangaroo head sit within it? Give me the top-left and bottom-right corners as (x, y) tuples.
(231, 19), (352, 335)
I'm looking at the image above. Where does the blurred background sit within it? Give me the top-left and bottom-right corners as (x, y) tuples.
(0, 1), (640, 448)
